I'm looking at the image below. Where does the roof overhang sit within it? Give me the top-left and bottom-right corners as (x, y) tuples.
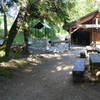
(63, 9), (100, 31)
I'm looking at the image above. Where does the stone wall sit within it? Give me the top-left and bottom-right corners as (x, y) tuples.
(28, 38), (49, 53)
(28, 37), (69, 54)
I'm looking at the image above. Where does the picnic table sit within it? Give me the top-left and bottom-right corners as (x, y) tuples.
(72, 58), (85, 82)
(89, 53), (100, 71)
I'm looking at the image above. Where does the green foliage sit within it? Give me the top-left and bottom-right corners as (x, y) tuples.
(46, 28), (59, 40)
(28, 19), (59, 40)
(27, 0), (77, 39)
(28, 19), (44, 38)
(18, 0), (99, 24)
(68, 0), (96, 22)
(28, 0), (76, 24)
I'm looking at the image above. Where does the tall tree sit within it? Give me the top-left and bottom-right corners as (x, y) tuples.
(28, 0), (76, 24)
(4, 0), (28, 57)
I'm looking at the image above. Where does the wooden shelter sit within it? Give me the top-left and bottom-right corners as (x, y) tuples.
(63, 10), (100, 45)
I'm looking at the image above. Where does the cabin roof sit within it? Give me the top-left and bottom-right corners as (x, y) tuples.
(63, 9), (100, 30)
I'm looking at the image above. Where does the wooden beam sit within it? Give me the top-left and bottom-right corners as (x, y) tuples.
(76, 14), (96, 25)
(78, 24), (100, 28)
(96, 18), (99, 25)
(70, 27), (80, 34)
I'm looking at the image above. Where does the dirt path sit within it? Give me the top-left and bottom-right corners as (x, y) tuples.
(0, 46), (100, 100)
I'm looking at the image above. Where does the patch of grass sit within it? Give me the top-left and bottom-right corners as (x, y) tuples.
(0, 67), (13, 78)
(13, 32), (24, 44)
(0, 29), (4, 38)
(29, 54), (43, 59)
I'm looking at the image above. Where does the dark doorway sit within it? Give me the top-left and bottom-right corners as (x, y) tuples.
(71, 29), (90, 45)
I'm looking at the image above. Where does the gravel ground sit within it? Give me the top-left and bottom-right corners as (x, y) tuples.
(0, 46), (100, 100)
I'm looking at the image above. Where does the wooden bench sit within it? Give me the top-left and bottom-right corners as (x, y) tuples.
(72, 58), (85, 82)
(89, 53), (100, 72)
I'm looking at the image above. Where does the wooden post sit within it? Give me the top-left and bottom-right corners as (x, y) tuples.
(69, 27), (72, 50)
(91, 20), (95, 45)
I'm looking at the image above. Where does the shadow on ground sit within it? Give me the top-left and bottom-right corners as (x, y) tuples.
(0, 46), (100, 100)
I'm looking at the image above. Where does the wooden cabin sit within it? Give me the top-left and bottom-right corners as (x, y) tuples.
(63, 10), (100, 45)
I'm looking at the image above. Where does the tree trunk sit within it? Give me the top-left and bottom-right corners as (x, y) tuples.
(3, 11), (8, 38)
(23, 11), (29, 53)
(4, 8), (27, 57)
(23, 27), (29, 53)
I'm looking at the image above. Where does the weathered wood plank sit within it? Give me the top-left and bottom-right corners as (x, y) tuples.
(89, 53), (100, 71)
(73, 58), (85, 72)
(72, 58), (85, 82)
(89, 53), (100, 65)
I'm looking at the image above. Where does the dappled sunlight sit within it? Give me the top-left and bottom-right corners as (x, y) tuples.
(56, 56), (62, 60)
(51, 65), (73, 73)
(56, 66), (71, 71)
(0, 51), (5, 57)
(0, 62), (7, 67)
(11, 59), (26, 64)
(69, 71), (72, 75)
(41, 54), (61, 59)
(42, 53), (72, 58)
(27, 57), (36, 62)
(51, 70), (56, 73)
(63, 66), (71, 71)
(24, 68), (33, 72)
(1, 59), (28, 68)
(0, 55), (42, 69)
(42, 53), (75, 61)
(27, 58), (42, 66)
(56, 66), (62, 71)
